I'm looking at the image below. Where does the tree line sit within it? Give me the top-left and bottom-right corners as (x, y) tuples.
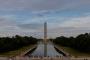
(53, 33), (90, 52)
(0, 35), (38, 53)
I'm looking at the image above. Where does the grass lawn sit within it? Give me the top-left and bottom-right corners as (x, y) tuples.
(0, 45), (36, 57)
(57, 45), (90, 57)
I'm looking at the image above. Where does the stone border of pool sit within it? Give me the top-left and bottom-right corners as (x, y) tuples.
(18, 45), (37, 57)
(54, 45), (70, 57)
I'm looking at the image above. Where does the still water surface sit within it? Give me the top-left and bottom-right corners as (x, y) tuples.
(27, 42), (62, 57)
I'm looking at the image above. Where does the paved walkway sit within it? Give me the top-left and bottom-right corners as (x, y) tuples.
(0, 56), (90, 60)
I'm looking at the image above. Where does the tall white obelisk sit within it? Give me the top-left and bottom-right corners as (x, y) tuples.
(44, 22), (47, 57)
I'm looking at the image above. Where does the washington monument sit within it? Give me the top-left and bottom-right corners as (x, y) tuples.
(44, 22), (47, 57)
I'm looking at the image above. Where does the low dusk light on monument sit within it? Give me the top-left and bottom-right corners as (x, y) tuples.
(0, 0), (90, 60)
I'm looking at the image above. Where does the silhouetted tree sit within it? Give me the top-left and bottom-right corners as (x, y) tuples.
(0, 35), (38, 53)
(53, 33), (90, 52)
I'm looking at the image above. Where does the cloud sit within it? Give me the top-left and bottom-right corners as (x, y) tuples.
(46, 15), (90, 38)
(59, 16), (90, 28)
(0, 0), (90, 11)
(18, 23), (43, 31)
(0, 14), (90, 38)
(0, 15), (44, 37)
(0, 0), (90, 38)
(0, 15), (16, 27)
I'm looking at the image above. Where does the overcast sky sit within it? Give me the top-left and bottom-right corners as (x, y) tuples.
(0, 0), (90, 38)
